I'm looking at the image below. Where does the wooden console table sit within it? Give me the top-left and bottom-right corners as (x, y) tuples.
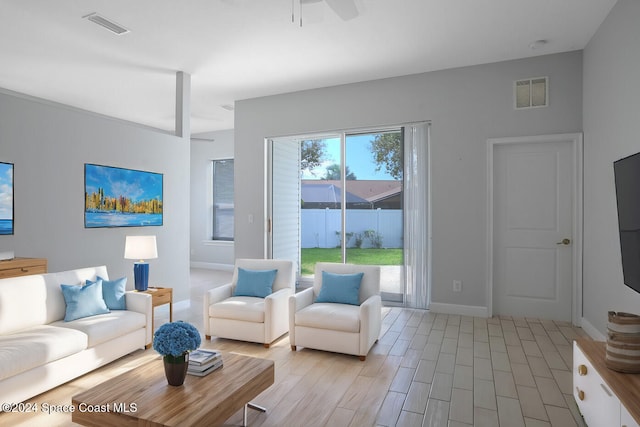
(0, 257), (47, 279)
(574, 338), (640, 426)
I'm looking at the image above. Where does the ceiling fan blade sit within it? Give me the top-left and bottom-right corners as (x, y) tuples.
(324, 0), (359, 20)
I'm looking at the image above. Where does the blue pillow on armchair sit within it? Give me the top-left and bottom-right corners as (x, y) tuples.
(234, 268), (278, 298)
(316, 271), (364, 305)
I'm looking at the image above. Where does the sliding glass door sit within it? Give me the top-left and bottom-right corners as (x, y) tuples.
(345, 131), (404, 303)
(269, 123), (429, 308)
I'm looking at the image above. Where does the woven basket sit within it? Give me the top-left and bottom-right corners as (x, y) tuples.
(606, 311), (640, 373)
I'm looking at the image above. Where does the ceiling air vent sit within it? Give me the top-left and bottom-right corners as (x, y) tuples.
(514, 77), (548, 109)
(83, 13), (130, 35)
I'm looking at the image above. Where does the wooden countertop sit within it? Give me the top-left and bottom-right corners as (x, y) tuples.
(575, 338), (640, 425)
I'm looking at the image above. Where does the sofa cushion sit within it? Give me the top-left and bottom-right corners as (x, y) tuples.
(234, 268), (277, 298)
(295, 303), (361, 333)
(43, 266), (110, 324)
(61, 281), (110, 321)
(209, 297), (265, 323)
(51, 310), (146, 348)
(0, 325), (88, 381)
(0, 273), (56, 335)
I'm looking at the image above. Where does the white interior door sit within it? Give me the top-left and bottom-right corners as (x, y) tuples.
(492, 137), (576, 321)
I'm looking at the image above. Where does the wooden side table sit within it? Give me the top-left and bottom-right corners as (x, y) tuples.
(140, 286), (173, 335)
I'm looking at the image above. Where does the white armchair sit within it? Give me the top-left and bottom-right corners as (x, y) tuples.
(289, 262), (381, 361)
(204, 259), (295, 348)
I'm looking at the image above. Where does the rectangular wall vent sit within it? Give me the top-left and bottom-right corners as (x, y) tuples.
(84, 13), (130, 35)
(514, 77), (548, 109)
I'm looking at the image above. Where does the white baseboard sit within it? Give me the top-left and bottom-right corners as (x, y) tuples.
(190, 261), (234, 271)
(428, 302), (489, 318)
(580, 316), (606, 341)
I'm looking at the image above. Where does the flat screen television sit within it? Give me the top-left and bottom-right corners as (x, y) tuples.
(614, 151), (640, 293)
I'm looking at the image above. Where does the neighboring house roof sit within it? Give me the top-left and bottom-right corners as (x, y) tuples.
(301, 183), (371, 207)
(302, 180), (402, 204)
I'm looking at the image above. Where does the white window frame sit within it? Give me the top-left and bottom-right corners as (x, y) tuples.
(211, 158), (234, 241)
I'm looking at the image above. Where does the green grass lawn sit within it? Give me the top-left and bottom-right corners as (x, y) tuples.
(300, 248), (403, 275)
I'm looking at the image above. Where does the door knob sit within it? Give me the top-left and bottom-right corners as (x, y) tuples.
(556, 238), (571, 245)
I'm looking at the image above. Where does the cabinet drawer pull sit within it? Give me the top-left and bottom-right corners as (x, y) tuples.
(578, 364), (587, 376)
(599, 383), (613, 397)
(576, 387), (585, 401)
(21, 268), (28, 272)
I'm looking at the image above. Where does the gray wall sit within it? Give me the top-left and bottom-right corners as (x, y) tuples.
(0, 90), (191, 302)
(235, 51), (583, 311)
(582, 0), (640, 335)
(190, 129), (235, 267)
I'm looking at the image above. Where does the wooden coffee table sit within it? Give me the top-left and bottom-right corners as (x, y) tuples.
(72, 352), (274, 427)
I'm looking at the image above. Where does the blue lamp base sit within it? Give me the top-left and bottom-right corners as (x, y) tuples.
(133, 262), (149, 291)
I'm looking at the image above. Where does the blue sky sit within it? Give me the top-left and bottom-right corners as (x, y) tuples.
(0, 162), (13, 220)
(85, 164), (162, 202)
(302, 134), (396, 180)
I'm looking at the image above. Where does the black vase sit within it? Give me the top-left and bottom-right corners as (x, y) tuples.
(163, 353), (189, 386)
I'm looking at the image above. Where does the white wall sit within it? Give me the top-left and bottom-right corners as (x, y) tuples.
(582, 0), (640, 335)
(235, 52), (583, 311)
(0, 89), (191, 302)
(190, 129), (235, 267)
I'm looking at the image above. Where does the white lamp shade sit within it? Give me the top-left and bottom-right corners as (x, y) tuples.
(124, 235), (158, 261)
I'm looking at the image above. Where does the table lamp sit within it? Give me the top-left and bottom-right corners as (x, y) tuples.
(124, 235), (158, 291)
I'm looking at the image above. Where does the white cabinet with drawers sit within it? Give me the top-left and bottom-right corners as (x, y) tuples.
(573, 339), (640, 427)
(623, 405), (640, 427)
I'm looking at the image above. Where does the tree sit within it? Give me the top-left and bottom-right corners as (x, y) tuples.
(301, 139), (326, 175)
(323, 164), (357, 180)
(370, 132), (403, 180)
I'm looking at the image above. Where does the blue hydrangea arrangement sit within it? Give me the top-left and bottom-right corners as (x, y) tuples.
(153, 321), (202, 357)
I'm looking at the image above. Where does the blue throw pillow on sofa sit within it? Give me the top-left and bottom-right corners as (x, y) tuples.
(234, 268), (278, 298)
(316, 271), (364, 305)
(61, 280), (110, 322)
(87, 276), (127, 310)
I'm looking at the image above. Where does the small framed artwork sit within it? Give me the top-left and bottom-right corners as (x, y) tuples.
(0, 162), (14, 235)
(84, 163), (163, 228)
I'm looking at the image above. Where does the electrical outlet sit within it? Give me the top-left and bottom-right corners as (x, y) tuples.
(453, 280), (462, 292)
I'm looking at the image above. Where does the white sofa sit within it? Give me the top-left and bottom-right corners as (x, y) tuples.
(0, 265), (152, 406)
(204, 259), (295, 347)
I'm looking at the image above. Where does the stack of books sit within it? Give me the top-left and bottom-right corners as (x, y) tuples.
(187, 349), (223, 377)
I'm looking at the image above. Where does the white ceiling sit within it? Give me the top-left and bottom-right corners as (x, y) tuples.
(0, 0), (616, 134)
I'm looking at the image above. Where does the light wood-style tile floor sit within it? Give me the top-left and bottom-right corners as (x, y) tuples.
(0, 268), (591, 426)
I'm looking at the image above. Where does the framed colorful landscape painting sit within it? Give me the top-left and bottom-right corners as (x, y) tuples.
(84, 163), (163, 228)
(0, 162), (14, 235)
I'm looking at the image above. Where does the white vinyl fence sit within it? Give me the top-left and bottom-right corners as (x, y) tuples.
(301, 209), (403, 248)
